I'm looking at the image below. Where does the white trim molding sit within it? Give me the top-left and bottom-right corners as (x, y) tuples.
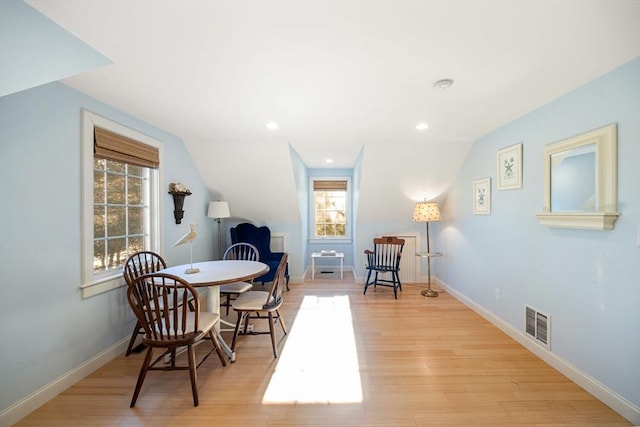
(437, 277), (640, 425)
(0, 339), (129, 426)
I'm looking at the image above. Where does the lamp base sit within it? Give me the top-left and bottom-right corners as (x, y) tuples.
(421, 289), (439, 298)
(185, 268), (200, 274)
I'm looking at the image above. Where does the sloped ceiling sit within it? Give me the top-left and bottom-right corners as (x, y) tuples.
(20, 0), (640, 223)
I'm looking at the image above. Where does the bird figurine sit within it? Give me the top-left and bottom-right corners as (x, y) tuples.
(172, 223), (197, 247)
(172, 223), (200, 273)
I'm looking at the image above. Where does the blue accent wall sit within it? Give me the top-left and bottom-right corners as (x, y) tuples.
(0, 82), (215, 411)
(435, 57), (640, 409)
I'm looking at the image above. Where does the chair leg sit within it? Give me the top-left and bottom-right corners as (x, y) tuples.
(125, 321), (142, 356)
(225, 294), (232, 316)
(231, 311), (246, 351)
(268, 312), (278, 358)
(187, 344), (199, 407)
(276, 309), (288, 335)
(363, 269), (373, 295)
(209, 330), (227, 367)
(130, 346), (154, 407)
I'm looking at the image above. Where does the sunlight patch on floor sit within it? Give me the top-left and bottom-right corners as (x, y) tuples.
(262, 295), (363, 404)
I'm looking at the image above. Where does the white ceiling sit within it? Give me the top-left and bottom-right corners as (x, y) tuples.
(25, 1), (640, 170)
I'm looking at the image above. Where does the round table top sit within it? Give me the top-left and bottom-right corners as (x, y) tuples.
(158, 260), (269, 287)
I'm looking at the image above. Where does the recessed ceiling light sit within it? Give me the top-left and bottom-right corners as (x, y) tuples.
(266, 121), (279, 130)
(325, 159), (334, 163)
(433, 78), (454, 91)
(416, 122), (429, 130)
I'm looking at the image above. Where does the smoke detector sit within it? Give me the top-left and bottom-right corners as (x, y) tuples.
(433, 78), (454, 91)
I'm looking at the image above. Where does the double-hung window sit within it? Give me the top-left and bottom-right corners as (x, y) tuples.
(81, 110), (162, 298)
(310, 178), (351, 242)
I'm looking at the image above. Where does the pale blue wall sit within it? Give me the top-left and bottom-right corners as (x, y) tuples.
(0, 0), (111, 97)
(435, 57), (640, 408)
(0, 82), (216, 411)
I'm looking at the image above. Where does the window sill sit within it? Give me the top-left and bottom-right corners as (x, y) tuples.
(80, 274), (125, 299)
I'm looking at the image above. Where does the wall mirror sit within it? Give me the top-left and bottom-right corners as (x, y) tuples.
(535, 123), (619, 230)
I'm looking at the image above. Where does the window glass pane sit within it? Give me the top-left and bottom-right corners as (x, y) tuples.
(93, 240), (106, 273)
(128, 176), (144, 204)
(129, 236), (144, 254)
(106, 238), (127, 269)
(94, 206), (106, 239)
(313, 186), (347, 237)
(128, 164), (144, 177)
(128, 207), (144, 235)
(94, 158), (106, 170)
(106, 159), (125, 173)
(106, 173), (125, 204)
(107, 206), (126, 237)
(94, 171), (105, 204)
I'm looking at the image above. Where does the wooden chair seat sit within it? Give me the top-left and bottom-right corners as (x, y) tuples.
(364, 236), (405, 299)
(231, 253), (289, 359)
(127, 273), (227, 407)
(220, 243), (260, 315)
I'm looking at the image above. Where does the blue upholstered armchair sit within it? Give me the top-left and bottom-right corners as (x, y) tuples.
(230, 223), (289, 290)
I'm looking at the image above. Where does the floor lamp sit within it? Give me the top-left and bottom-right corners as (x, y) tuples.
(207, 201), (230, 260)
(413, 201), (441, 297)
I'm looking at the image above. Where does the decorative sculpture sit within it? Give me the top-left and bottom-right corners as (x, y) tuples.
(172, 223), (199, 273)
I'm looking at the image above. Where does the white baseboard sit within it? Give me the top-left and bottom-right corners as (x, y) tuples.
(0, 338), (128, 427)
(436, 277), (640, 425)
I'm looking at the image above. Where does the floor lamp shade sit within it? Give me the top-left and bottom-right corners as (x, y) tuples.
(207, 201), (231, 259)
(207, 201), (230, 220)
(412, 201), (441, 222)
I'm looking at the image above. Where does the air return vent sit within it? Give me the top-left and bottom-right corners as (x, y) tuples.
(525, 305), (551, 350)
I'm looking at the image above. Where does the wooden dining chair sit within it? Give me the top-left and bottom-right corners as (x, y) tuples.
(220, 243), (260, 315)
(364, 236), (405, 299)
(230, 253), (289, 359)
(123, 251), (168, 356)
(126, 272), (227, 407)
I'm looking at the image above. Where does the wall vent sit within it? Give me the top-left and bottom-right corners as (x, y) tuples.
(525, 305), (551, 350)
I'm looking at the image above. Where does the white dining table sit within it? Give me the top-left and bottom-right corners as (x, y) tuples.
(158, 260), (269, 362)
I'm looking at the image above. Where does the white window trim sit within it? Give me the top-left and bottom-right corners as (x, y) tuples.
(308, 176), (352, 244)
(80, 109), (163, 298)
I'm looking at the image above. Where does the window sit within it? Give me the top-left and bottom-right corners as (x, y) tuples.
(93, 159), (148, 274)
(81, 110), (162, 298)
(310, 178), (351, 241)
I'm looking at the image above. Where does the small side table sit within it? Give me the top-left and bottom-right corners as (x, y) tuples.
(416, 251), (442, 297)
(311, 252), (344, 280)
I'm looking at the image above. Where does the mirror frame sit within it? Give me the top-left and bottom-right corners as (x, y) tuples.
(535, 123), (619, 230)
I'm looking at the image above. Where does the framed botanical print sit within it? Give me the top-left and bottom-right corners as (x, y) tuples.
(497, 143), (523, 190)
(473, 177), (491, 215)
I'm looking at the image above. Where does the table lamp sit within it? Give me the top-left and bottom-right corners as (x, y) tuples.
(412, 201), (441, 297)
(207, 201), (231, 259)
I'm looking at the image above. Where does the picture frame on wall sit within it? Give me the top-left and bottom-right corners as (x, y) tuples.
(473, 177), (491, 215)
(497, 143), (523, 190)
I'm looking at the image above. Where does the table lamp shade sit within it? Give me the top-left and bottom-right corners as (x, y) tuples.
(413, 201), (441, 222)
(207, 201), (230, 219)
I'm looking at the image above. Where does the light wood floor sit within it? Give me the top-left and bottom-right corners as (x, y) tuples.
(16, 273), (630, 426)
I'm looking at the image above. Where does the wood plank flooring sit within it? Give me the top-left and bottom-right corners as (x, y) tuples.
(16, 273), (630, 426)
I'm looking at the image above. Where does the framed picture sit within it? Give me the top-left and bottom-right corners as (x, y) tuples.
(473, 177), (491, 215)
(497, 143), (523, 190)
